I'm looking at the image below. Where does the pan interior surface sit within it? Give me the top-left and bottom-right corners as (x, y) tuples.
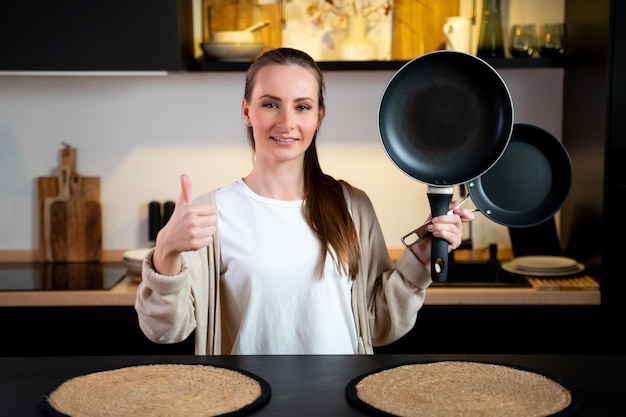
(468, 124), (573, 227)
(379, 51), (513, 185)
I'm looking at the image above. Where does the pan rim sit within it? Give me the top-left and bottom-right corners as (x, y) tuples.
(467, 123), (573, 228)
(378, 50), (514, 186)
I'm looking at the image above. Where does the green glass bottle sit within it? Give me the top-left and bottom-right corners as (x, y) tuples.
(477, 0), (505, 58)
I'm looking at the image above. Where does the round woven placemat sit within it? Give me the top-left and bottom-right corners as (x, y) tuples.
(41, 363), (271, 417)
(346, 361), (581, 417)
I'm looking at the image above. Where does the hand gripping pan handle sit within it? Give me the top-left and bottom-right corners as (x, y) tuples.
(428, 186), (454, 282)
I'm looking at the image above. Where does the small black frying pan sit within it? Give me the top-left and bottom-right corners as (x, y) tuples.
(378, 51), (514, 281)
(467, 123), (573, 227)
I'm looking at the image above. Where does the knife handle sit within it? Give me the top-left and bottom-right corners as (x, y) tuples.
(148, 201), (162, 242)
(163, 201), (175, 226)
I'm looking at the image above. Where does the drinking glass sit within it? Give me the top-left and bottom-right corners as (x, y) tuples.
(509, 24), (537, 57)
(539, 23), (568, 57)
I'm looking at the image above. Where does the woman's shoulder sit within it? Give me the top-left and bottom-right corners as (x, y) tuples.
(339, 180), (374, 210)
(192, 189), (218, 205)
(192, 180), (242, 205)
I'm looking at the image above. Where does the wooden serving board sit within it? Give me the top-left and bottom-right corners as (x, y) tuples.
(38, 145), (102, 262)
(527, 276), (599, 291)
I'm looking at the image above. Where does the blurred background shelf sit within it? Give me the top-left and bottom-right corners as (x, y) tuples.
(190, 56), (578, 72)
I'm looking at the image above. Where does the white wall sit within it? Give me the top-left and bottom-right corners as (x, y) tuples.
(0, 68), (562, 252)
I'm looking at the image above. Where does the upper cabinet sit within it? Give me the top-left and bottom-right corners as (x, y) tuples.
(0, 0), (194, 71)
(0, 0), (570, 72)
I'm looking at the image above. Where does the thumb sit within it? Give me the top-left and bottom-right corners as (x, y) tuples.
(179, 174), (192, 206)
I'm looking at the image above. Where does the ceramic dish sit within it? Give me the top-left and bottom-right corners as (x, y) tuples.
(201, 42), (265, 61)
(122, 248), (151, 275)
(511, 256), (578, 271)
(502, 261), (585, 277)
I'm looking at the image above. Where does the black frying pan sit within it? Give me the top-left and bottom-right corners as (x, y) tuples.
(467, 123), (573, 227)
(379, 51), (514, 282)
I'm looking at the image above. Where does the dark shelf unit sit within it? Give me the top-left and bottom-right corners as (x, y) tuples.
(190, 56), (577, 72)
(0, 0), (194, 71)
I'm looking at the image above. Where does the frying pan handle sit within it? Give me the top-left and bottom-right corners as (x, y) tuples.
(427, 186), (453, 282)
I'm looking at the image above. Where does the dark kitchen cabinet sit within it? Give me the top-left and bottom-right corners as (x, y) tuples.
(1, 304), (618, 357)
(0, 306), (194, 356)
(0, 0), (194, 71)
(560, 0), (625, 317)
(375, 305), (621, 355)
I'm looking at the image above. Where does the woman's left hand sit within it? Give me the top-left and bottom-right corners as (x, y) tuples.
(411, 199), (475, 266)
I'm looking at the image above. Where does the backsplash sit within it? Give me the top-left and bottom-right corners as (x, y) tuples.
(0, 67), (564, 252)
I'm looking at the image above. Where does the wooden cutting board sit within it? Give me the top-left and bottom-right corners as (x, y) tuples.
(38, 144), (102, 262)
(527, 276), (599, 291)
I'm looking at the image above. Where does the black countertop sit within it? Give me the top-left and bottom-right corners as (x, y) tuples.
(1, 354), (624, 416)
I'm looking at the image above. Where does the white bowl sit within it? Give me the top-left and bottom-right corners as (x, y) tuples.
(122, 248), (151, 275)
(210, 20), (270, 43)
(201, 42), (265, 62)
(210, 31), (257, 43)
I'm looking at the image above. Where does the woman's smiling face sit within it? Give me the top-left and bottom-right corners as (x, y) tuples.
(242, 64), (325, 164)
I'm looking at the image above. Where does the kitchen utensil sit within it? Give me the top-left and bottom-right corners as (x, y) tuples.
(378, 50), (513, 281)
(41, 165), (71, 262)
(400, 195), (473, 248)
(467, 123), (572, 228)
(148, 201), (161, 242)
(38, 144), (102, 262)
(163, 201), (175, 225)
(201, 41), (265, 61)
(48, 174), (101, 262)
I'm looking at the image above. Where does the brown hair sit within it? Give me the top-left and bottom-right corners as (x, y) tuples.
(244, 48), (360, 280)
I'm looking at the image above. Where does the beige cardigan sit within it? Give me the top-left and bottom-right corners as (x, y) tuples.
(135, 184), (432, 354)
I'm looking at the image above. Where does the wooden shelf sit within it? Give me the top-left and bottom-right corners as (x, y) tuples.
(189, 56), (577, 72)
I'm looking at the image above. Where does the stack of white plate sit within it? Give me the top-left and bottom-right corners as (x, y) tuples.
(502, 256), (585, 276)
(122, 248), (151, 275)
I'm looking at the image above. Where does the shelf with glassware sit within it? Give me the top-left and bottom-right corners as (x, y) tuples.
(188, 55), (578, 72)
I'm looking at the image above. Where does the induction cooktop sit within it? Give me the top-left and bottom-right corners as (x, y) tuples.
(429, 261), (532, 287)
(0, 262), (126, 291)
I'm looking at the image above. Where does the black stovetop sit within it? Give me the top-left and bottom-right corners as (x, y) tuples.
(429, 261), (532, 287)
(0, 262), (126, 291)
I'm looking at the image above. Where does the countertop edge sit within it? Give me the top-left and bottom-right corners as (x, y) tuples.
(0, 276), (601, 307)
(0, 276), (138, 307)
(0, 248), (600, 307)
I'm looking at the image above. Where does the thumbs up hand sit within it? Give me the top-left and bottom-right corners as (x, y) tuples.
(152, 174), (217, 276)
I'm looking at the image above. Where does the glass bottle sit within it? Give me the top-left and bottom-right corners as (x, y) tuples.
(477, 0), (504, 58)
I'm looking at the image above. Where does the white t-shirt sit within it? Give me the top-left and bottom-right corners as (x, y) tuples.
(216, 180), (357, 354)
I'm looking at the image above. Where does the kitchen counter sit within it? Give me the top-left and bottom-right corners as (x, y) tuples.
(2, 354), (624, 416)
(0, 273), (601, 307)
(0, 248), (601, 307)
(0, 275), (139, 307)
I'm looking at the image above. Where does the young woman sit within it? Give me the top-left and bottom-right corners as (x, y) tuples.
(135, 48), (473, 355)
